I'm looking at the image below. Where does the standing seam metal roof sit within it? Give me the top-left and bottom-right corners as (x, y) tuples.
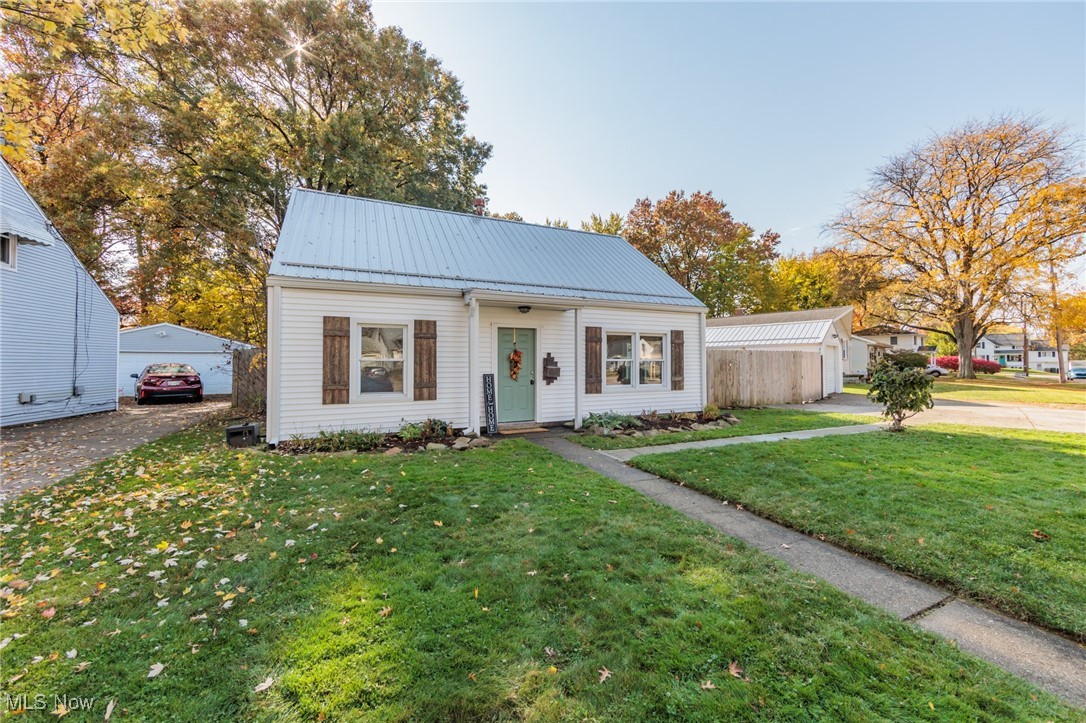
(706, 320), (834, 347)
(269, 189), (704, 308)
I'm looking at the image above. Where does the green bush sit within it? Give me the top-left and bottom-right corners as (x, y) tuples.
(399, 419), (454, 440)
(583, 412), (643, 431)
(290, 429), (386, 453)
(884, 348), (929, 370)
(867, 362), (934, 432)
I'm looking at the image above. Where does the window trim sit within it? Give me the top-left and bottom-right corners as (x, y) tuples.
(638, 333), (665, 386)
(605, 332), (635, 387)
(353, 321), (410, 401)
(0, 234), (16, 271)
(602, 330), (669, 392)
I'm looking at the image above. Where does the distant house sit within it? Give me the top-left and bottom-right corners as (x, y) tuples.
(704, 306), (853, 396)
(975, 333), (1070, 373)
(846, 335), (890, 377)
(852, 325), (926, 353)
(118, 323), (253, 396)
(265, 191), (706, 443)
(0, 159), (119, 426)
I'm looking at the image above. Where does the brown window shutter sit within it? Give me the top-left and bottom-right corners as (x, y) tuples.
(670, 330), (685, 391)
(413, 320), (437, 401)
(585, 326), (602, 394)
(323, 316), (351, 404)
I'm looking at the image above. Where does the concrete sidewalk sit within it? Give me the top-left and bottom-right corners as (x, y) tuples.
(529, 433), (1086, 707)
(602, 423), (884, 462)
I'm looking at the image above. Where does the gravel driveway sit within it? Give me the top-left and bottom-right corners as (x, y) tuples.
(1, 398), (229, 499)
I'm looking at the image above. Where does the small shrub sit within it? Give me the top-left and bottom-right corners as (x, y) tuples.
(398, 421), (423, 440)
(399, 419), (454, 440)
(701, 403), (721, 421)
(583, 412), (642, 431)
(934, 356), (1001, 374)
(885, 349), (928, 370)
(289, 429), (385, 453)
(867, 361), (934, 432)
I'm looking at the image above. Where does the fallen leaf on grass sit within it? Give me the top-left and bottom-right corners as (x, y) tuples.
(433, 520), (443, 527)
(41, 607), (56, 619)
(1031, 529), (1050, 541)
(700, 680), (716, 690)
(378, 606), (392, 617)
(598, 667), (612, 683)
(148, 662), (165, 678)
(74, 661), (90, 672)
(51, 703), (69, 717)
(254, 676), (274, 693)
(729, 661), (746, 680)
(104, 700), (115, 721)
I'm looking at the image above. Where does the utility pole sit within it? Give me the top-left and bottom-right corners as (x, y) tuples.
(1048, 255), (1068, 384)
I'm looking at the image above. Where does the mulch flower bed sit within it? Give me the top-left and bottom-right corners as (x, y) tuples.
(273, 431), (493, 455)
(583, 411), (740, 438)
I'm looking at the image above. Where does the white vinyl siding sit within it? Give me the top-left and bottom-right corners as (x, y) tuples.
(269, 284), (705, 440)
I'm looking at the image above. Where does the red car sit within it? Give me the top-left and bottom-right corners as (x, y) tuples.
(132, 363), (203, 404)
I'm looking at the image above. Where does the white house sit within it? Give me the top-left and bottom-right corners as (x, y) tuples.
(975, 333), (1070, 373)
(0, 159), (119, 426)
(118, 323), (252, 396)
(704, 306), (853, 396)
(265, 191), (706, 444)
(846, 336), (890, 377)
(852, 325), (926, 352)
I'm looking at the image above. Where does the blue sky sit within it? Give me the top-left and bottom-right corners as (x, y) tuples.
(370, 2), (1085, 254)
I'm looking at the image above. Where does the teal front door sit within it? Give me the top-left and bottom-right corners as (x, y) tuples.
(497, 327), (536, 423)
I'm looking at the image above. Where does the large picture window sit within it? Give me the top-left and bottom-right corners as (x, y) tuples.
(639, 335), (664, 384)
(360, 325), (405, 394)
(606, 334), (633, 386)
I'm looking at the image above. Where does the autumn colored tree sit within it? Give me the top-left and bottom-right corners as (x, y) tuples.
(830, 117), (1086, 378)
(581, 212), (625, 236)
(544, 217), (570, 228)
(624, 190), (779, 316)
(1, 0), (491, 342)
(767, 253), (839, 311)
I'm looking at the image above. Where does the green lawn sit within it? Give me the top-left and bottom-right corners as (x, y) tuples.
(845, 373), (1086, 406)
(0, 428), (1078, 719)
(574, 409), (875, 450)
(634, 425), (1086, 640)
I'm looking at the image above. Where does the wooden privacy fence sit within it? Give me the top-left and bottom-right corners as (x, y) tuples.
(232, 348), (266, 410)
(707, 349), (823, 407)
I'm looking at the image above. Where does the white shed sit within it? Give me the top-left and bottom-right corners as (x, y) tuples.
(265, 191), (707, 443)
(705, 306), (853, 396)
(118, 323), (251, 396)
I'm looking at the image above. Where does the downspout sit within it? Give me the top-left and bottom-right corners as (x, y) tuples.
(266, 284), (281, 446)
(466, 292), (480, 434)
(699, 311), (707, 408)
(574, 307), (583, 428)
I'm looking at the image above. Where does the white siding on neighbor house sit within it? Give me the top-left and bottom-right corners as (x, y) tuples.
(1, 236), (118, 426)
(270, 284), (706, 441)
(580, 306), (704, 417)
(275, 286), (471, 439)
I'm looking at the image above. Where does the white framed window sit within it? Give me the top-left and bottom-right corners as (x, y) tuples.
(889, 336), (898, 346)
(0, 235), (15, 270)
(639, 335), (664, 385)
(605, 331), (667, 389)
(606, 333), (634, 386)
(358, 324), (407, 396)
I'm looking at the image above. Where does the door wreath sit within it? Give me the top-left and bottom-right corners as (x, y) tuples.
(509, 348), (523, 381)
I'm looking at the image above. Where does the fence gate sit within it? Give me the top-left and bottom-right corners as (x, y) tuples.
(231, 348), (266, 410)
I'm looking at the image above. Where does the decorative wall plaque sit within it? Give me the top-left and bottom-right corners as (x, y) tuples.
(542, 353), (561, 385)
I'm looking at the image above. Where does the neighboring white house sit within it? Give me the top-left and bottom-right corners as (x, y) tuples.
(265, 191), (707, 443)
(853, 325), (927, 352)
(975, 333), (1070, 373)
(118, 323), (252, 396)
(0, 159), (119, 426)
(704, 306), (853, 396)
(847, 335), (890, 377)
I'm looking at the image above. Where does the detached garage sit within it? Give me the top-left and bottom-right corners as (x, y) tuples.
(118, 323), (252, 396)
(705, 306), (853, 397)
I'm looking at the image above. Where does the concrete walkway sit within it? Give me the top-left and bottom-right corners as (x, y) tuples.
(529, 433), (1086, 707)
(602, 423), (884, 462)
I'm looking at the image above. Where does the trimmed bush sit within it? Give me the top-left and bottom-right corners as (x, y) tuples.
(885, 349), (928, 370)
(583, 412), (642, 431)
(867, 361), (934, 432)
(934, 356), (1001, 374)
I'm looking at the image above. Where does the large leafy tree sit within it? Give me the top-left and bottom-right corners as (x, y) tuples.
(581, 211), (625, 236)
(1, 0), (491, 341)
(830, 117), (1086, 378)
(624, 190), (779, 316)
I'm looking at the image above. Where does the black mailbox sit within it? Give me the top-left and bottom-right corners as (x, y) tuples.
(226, 423), (260, 448)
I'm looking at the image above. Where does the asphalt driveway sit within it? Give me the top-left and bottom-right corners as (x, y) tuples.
(789, 393), (1086, 434)
(1, 398), (229, 499)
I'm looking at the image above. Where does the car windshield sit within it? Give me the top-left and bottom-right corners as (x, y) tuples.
(145, 364), (196, 375)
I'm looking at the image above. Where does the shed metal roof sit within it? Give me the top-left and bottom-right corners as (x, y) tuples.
(0, 159), (54, 246)
(707, 306), (853, 328)
(120, 323), (252, 353)
(706, 320), (833, 347)
(269, 189), (704, 308)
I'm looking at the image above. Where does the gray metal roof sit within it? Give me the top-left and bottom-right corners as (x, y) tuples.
(269, 189), (704, 308)
(706, 320), (834, 347)
(708, 306), (853, 327)
(0, 159), (54, 246)
(120, 323), (252, 353)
